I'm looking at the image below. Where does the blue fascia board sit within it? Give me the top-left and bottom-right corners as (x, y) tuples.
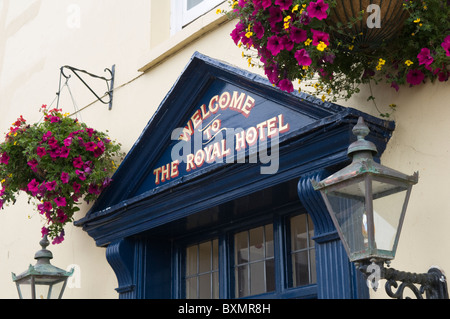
(74, 52), (395, 247)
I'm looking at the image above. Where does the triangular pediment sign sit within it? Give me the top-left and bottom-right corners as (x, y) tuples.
(120, 53), (343, 200)
(78, 53), (394, 240)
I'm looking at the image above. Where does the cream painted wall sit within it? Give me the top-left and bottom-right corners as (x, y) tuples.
(1, 0), (449, 299)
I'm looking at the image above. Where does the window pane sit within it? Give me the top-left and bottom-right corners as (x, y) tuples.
(292, 250), (309, 286)
(265, 224), (274, 258)
(199, 241), (211, 273)
(198, 274), (211, 299)
(187, 0), (204, 10)
(186, 245), (198, 276)
(234, 224), (275, 297)
(186, 277), (197, 299)
(291, 214), (308, 251)
(290, 214), (316, 288)
(249, 227), (264, 262)
(235, 231), (248, 264)
(250, 261), (265, 295)
(185, 239), (219, 299)
(235, 265), (248, 298)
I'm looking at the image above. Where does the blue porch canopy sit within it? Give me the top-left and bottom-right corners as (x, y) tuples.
(75, 52), (395, 299)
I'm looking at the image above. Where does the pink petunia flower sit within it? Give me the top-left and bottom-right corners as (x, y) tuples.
(311, 29), (330, 46)
(54, 197), (67, 207)
(73, 156), (84, 168)
(253, 22), (265, 39)
(36, 147), (47, 158)
(61, 171), (70, 184)
(275, 0), (292, 11)
(307, 0), (329, 20)
(0, 152), (10, 165)
(442, 35), (450, 57)
(290, 26), (307, 44)
(27, 179), (40, 196)
(417, 48), (434, 69)
(45, 180), (57, 191)
(267, 35), (284, 56)
(406, 69), (425, 86)
(295, 49), (312, 66)
(278, 78), (294, 93)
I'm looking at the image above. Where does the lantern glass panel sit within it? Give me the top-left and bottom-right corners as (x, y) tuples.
(372, 179), (409, 254)
(325, 179), (367, 260)
(34, 276), (66, 299)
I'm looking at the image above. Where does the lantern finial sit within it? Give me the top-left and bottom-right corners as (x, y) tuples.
(347, 117), (378, 157)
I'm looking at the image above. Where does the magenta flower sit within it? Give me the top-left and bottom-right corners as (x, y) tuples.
(261, 0), (272, 9)
(36, 147), (47, 158)
(268, 6), (283, 27)
(76, 169), (86, 181)
(60, 146), (71, 158)
(42, 131), (52, 142)
(52, 230), (65, 245)
(27, 179), (40, 196)
(63, 136), (73, 147)
(27, 159), (39, 171)
(278, 78), (294, 93)
(57, 209), (68, 223)
(307, 0), (329, 20)
(267, 35), (284, 56)
(61, 171), (70, 184)
(442, 35), (450, 56)
(54, 197), (67, 207)
(253, 22), (265, 39)
(85, 141), (97, 152)
(290, 26), (307, 44)
(0, 152), (9, 165)
(73, 182), (81, 193)
(311, 29), (330, 46)
(295, 49), (312, 66)
(73, 156), (84, 168)
(88, 183), (100, 195)
(45, 180), (57, 191)
(275, 0), (292, 11)
(41, 227), (49, 237)
(406, 69), (425, 86)
(231, 23), (244, 45)
(417, 48), (434, 69)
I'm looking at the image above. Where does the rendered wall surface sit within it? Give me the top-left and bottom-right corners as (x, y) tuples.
(0, 0), (449, 299)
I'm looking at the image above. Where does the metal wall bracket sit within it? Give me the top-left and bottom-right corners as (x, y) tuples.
(58, 65), (115, 110)
(358, 259), (449, 299)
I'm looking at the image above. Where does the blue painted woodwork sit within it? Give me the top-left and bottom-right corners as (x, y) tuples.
(75, 52), (395, 299)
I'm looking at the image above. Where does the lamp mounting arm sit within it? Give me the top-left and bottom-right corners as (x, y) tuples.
(358, 259), (449, 299)
(58, 65), (115, 110)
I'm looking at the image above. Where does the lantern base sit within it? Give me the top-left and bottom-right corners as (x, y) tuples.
(357, 259), (449, 299)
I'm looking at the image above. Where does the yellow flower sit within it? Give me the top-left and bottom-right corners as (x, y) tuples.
(216, 9), (221, 14)
(348, 45), (354, 51)
(414, 18), (421, 23)
(245, 31), (253, 38)
(405, 60), (414, 66)
(304, 39), (312, 46)
(317, 41), (327, 51)
(232, 1), (238, 9)
(321, 95), (326, 102)
(292, 4), (299, 12)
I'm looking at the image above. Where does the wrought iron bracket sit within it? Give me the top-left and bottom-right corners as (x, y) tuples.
(357, 259), (449, 299)
(58, 65), (115, 110)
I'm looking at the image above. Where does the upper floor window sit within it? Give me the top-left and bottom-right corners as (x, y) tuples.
(171, 0), (225, 35)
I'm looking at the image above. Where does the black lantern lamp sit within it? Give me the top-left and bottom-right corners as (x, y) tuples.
(312, 117), (448, 299)
(12, 235), (73, 299)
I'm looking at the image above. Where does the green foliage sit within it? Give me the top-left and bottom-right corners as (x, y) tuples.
(0, 106), (125, 244)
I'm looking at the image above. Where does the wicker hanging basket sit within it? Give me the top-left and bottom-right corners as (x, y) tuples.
(329, 0), (409, 50)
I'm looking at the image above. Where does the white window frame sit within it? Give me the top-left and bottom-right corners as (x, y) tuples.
(171, 0), (225, 35)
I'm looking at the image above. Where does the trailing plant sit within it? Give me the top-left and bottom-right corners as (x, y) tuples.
(0, 105), (125, 244)
(224, 0), (450, 114)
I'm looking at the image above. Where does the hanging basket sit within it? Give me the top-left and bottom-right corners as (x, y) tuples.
(329, 0), (409, 50)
